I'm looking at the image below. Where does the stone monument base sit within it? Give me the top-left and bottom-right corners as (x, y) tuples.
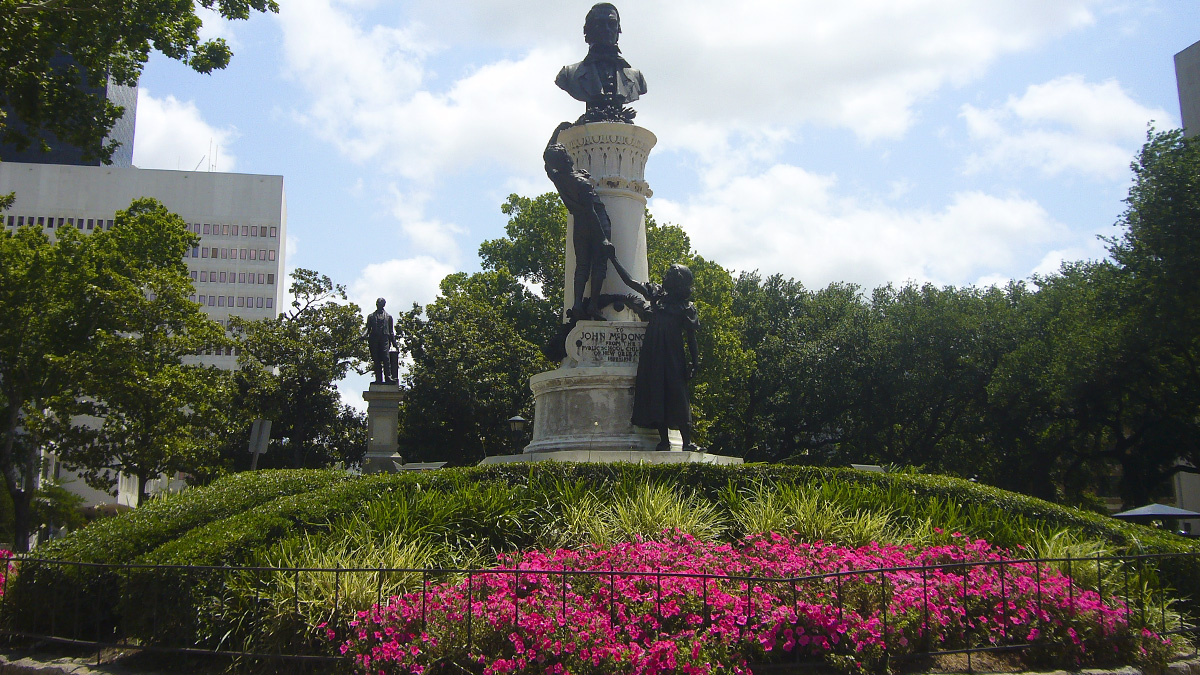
(497, 361), (742, 466)
(362, 383), (404, 474)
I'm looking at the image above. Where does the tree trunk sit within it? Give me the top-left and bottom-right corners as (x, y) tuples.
(3, 405), (37, 552)
(137, 473), (149, 507)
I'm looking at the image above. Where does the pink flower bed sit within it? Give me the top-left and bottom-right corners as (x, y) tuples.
(335, 533), (1170, 674)
(0, 550), (13, 596)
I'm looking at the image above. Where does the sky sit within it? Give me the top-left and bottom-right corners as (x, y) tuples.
(128, 0), (1197, 405)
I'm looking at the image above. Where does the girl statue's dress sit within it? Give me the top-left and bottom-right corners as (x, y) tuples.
(630, 282), (700, 431)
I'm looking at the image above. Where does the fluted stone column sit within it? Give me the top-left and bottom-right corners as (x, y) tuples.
(558, 122), (655, 323)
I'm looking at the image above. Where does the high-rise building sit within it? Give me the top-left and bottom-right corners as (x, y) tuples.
(0, 54), (138, 167)
(1175, 40), (1200, 138)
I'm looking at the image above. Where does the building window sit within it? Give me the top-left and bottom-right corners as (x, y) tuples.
(199, 295), (206, 304)
(15, 216), (23, 227)
(227, 295), (234, 306)
(190, 294), (197, 303)
(258, 249), (266, 260)
(219, 248), (226, 259)
(249, 249), (256, 260)
(222, 224), (229, 235)
(201, 247), (208, 258)
(240, 248), (247, 259)
(200, 271), (208, 282)
(241, 225), (248, 236)
(237, 297), (245, 307)
(210, 296), (218, 306)
(190, 271), (198, 280)
(258, 273), (265, 284)
(106, 219), (114, 230)
(266, 298), (273, 308)
(268, 249), (276, 261)
(253, 297), (261, 308)
(203, 224), (210, 234)
(270, 227), (278, 237)
(267, 273), (275, 284)
(87, 219), (94, 230)
(219, 272), (227, 283)
(192, 246), (199, 257)
(218, 296), (225, 307)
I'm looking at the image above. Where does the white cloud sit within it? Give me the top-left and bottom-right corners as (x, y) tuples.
(275, 0), (1101, 182)
(132, 89), (238, 171)
(349, 256), (457, 316)
(652, 163), (1067, 290)
(962, 75), (1174, 179)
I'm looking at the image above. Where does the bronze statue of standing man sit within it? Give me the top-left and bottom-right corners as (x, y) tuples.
(364, 298), (397, 384)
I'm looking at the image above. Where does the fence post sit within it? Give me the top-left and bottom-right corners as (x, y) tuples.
(609, 569), (616, 628)
(466, 572), (474, 654)
(514, 569), (520, 628)
(333, 564), (341, 630)
(880, 569), (888, 660)
(922, 562), (930, 651)
(1067, 553), (1075, 620)
(999, 561), (1007, 644)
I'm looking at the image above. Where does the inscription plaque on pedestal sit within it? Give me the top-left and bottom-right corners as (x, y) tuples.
(566, 320), (647, 367)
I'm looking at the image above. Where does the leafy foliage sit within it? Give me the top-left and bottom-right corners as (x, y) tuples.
(51, 199), (232, 504)
(0, 0), (277, 163)
(231, 269), (368, 469)
(397, 270), (551, 463)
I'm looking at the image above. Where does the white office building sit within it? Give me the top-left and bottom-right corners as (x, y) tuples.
(1, 162), (287, 513)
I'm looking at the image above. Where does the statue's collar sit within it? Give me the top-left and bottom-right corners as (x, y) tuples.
(581, 43), (630, 68)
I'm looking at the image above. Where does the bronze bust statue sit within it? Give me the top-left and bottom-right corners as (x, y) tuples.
(555, 3), (647, 124)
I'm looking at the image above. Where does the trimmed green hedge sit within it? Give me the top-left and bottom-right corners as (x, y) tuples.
(35, 469), (349, 565)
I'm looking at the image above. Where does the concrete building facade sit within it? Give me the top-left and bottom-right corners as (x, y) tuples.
(1175, 40), (1200, 138)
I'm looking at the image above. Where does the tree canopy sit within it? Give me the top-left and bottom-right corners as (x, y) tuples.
(0, 0), (278, 163)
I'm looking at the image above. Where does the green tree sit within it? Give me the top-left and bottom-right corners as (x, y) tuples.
(231, 269), (368, 469)
(0, 0), (277, 164)
(52, 199), (231, 505)
(397, 270), (550, 464)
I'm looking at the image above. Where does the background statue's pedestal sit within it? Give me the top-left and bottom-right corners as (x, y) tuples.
(362, 383), (403, 473)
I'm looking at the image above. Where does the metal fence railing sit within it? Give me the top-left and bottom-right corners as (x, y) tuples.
(1, 552), (1196, 672)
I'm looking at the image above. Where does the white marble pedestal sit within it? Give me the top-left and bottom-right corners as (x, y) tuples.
(361, 383), (403, 473)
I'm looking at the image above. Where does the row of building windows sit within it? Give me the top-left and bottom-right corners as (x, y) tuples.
(4, 216), (280, 240)
(200, 346), (238, 357)
(189, 246), (277, 261)
(193, 295), (275, 309)
(6, 215), (114, 230)
(190, 271), (276, 285)
(192, 223), (277, 238)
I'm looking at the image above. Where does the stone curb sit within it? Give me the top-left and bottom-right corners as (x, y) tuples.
(2, 652), (1197, 675)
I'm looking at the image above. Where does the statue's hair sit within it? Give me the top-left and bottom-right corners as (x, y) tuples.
(663, 264), (694, 297)
(376, 297), (386, 306)
(584, 3), (620, 44)
(543, 142), (571, 168)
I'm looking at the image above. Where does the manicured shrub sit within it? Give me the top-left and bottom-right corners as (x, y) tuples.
(6, 470), (348, 640)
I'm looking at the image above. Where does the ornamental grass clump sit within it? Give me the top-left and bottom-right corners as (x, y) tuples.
(335, 532), (1175, 675)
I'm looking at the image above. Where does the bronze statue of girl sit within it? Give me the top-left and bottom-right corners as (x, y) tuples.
(609, 250), (702, 451)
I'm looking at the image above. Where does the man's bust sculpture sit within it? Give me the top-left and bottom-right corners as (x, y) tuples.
(556, 3), (647, 124)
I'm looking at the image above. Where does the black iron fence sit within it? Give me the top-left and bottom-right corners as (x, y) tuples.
(0, 552), (1196, 672)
